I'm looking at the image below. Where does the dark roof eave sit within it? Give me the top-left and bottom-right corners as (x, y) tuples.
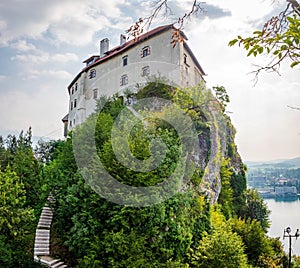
(183, 42), (206, 76)
(62, 114), (69, 122)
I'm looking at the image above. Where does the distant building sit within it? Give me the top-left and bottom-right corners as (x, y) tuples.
(275, 186), (297, 197)
(247, 176), (268, 188)
(62, 24), (205, 135)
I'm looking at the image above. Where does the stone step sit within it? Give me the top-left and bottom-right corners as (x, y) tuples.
(35, 237), (50, 241)
(41, 211), (53, 217)
(39, 217), (52, 222)
(38, 222), (52, 228)
(42, 209), (53, 215)
(36, 229), (50, 234)
(34, 247), (49, 253)
(35, 238), (50, 243)
(42, 207), (53, 212)
(40, 214), (52, 219)
(38, 257), (60, 266)
(35, 229), (50, 233)
(39, 219), (52, 225)
(41, 208), (53, 213)
(35, 229), (50, 234)
(34, 250), (50, 256)
(34, 243), (49, 248)
(51, 261), (65, 268)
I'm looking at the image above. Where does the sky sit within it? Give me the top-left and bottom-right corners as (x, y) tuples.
(0, 0), (299, 162)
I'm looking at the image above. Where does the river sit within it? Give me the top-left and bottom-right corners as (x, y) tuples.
(265, 198), (300, 256)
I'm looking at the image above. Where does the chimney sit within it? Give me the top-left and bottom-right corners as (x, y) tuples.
(120, 34), (126, 46)
(100, 38), (109, 58)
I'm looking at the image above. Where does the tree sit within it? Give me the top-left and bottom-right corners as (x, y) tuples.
(190, 208), (248, 268)
(229, 218), (286, 267)
(0, 169), (39, 267)
(229, 0), (300, 78)
(240, 188), (270, 232)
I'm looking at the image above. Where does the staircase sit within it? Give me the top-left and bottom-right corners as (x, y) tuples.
(34, 195), (68, 268)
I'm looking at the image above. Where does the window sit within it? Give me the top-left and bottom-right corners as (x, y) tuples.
(75, 83), (78, 91)
(184, 53), (190, 66)
(69, 121), (72, 127)
(120, 74), (128, 86)
(141, 46), (150, 58)
(142, 66), (150, 76)
(74, 99), (77, 108)
(71, 101), (73, 110)
(184, 53), (187, 64)
(71, 87), (74, 94)
(122, 55), (128, 66)
(73, 119), (75, 126)
(89, 69), (96, 79)
(93, 89), (98, 99)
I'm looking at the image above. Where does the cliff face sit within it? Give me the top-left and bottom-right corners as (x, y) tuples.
(198, 100), (245, 204)
(133, 82), (246, 204)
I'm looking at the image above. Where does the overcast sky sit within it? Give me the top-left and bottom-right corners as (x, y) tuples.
(0, 0), (299, 161)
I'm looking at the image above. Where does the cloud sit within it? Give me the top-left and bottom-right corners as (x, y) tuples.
(203, 4), (231, 19)
(0, 84), (68, 139)
(10, 40), (36, 51)
(11, 51), (78, 64)
(0, 0), (129, 46)
(27, 69), (73, 80)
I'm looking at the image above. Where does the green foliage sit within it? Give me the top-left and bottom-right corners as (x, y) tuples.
(0, 129), (45, 266)
(190, 208), (248, 268)
(0, 169), (34, 239)
(218, 158), (234, 219)
(230, 173), (247, 216)
(212, 86), (230, 110)
(40, 82), (284, 267)
(190, 228), (248, 268)
(240, 188), (271, 232)
(0, 168), (40, 267)
(229, 218), (278, 267)
(136, 81), (174, 100)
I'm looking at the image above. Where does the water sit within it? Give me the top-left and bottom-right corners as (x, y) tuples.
(265, 198), (300, 256)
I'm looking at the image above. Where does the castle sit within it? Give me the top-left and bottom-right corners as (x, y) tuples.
(62, 24), (205, 135)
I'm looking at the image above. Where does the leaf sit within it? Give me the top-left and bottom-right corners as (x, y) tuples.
(258, 47), (264, 54)
(290, 61), (300, 68)
(253, 31), (262, 35)
(247, 48), (256, 57)
(228, 39), (238, 47)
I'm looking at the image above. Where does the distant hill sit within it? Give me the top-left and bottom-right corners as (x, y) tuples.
(245, 157), (300, 170)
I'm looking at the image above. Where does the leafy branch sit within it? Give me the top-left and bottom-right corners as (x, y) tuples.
(229, 0), (300, 80)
